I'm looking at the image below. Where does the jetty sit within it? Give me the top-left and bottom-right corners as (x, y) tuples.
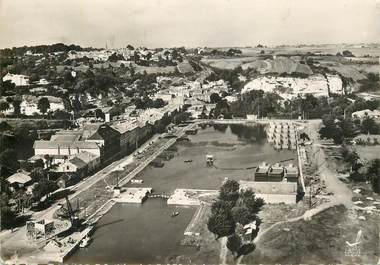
(113, 187), (153, 203)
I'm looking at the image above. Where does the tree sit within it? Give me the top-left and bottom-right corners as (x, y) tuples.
(342, 50), (355, 57)
(32, 178), (58, 201)
(241, 189), (265, 215)
(0, 149), (19, 178)
(37, 97), (50, 115)
(361, 117), (379, 134)
(219, 179), (240, 203)
(11, 99), (21, 116)
(368, 159), (380, 193)
(0, 203), (16, 229)
(238, 243), (256, 256)
(211, 200), (234, 216)
(0, 121), (12, 132)
(231, 206), (253, 225)
(207, 213), (235, 239)
(30, 167), (46, 182)
(226, 234), (242, 257)
(210, 93), (221, 103)
(0, 101), (9, 112)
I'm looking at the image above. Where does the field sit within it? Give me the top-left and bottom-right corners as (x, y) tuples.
(243, 205), (380, 264)
(201, 57), (257, 70)
(240, 44), (380, 57)
(133, 64), (177, 74)
(354, 145), (380, 161)
(202, 56), (313, 75)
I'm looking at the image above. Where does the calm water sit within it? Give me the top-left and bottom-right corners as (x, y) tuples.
(69, 200), (197, 264)
(68, 124), (296, 264)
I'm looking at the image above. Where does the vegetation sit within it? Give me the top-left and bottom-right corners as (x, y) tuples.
(207, 180), (264, 258)
(359, 73), (380, 92)
(37, 97), (50, 115)
(368, 159), (380, 193)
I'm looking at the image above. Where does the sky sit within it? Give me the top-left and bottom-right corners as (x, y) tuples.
(0, 0), (379, 49)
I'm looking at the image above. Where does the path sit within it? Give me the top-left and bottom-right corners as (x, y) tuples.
(220, 237), (228, 265)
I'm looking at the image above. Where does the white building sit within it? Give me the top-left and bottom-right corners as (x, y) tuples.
(3, 73), (30, 86)
(352, 109), (380, 120)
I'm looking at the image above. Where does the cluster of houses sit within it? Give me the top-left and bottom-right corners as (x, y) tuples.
(6, 97), (184, 193)
(266, 122), (297, 150)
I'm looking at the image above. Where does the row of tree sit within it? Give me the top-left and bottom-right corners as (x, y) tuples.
(319, 115), (379, 144)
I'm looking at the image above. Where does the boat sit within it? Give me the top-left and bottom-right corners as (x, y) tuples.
(184, 159), (193, 163)
(131, 179), (144, 184)
(79, 235), (91, 248)
(171, 211), (180, 217)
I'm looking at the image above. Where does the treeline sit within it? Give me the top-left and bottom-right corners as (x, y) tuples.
(340, 147), (380, 193)
(212, 90), (379, 121)
(0, 43), (95, 57)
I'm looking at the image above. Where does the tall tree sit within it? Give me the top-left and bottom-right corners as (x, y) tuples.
(368, 159), (380, 193)
(37, 97), (50, 115)
(0, 101), (9, 112)
(207, 213), (235, 239)
(219, 179), (240, 203)
(227, 234), (242, 257)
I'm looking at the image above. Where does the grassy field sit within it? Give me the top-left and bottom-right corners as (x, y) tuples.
(243, 204), (380, 264)
(355, 145), (380, 161)
(201, 57), (257, 69)
(202, 56), (313, 75)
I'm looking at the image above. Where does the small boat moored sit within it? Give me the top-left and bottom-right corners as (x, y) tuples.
(171, 211), (180, 217)
(79, 235), (92, 248)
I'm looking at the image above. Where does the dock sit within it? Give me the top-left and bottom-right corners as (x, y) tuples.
(113, 187), (153, 203)
(168, 189), (218, 206)
(39, 226), (95, 263)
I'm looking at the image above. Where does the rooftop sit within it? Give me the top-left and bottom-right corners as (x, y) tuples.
(7, 172), (32, 185)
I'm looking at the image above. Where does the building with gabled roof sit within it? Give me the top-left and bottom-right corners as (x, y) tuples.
(6, 172), (32, 191)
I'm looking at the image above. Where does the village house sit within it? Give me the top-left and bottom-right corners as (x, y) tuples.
(2, 73), (30, 86)
(54, 157), (88, 178)
(352, 109), (380, 120)
(6, 171), (32, 192)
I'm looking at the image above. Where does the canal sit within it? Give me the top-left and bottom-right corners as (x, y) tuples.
(68, 123), (296, 264)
